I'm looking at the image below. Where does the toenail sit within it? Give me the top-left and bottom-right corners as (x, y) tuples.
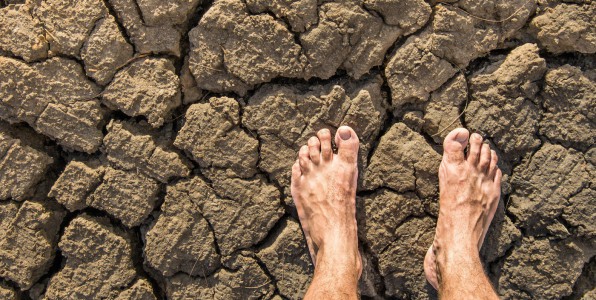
(339, 128), (351, 140)
(455, 132), (468, 143)
(472, 133), (482, 140)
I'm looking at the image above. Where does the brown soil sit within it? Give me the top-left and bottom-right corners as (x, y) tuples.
(0, 0), (594, 299)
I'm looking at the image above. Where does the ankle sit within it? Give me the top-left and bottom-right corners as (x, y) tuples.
(435, 242), (480, 270)
(316, 245), (362, 279)
(436, 249), (497, 299)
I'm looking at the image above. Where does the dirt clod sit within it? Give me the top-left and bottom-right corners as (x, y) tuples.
(102, 58), (181, 128)
(0, 4), (48, 62)
(109, 0), (182, 56)
(88, 167), (159, 227)
(115, 279), (157, 300)
(509, 143), (594, 238)
(256, 218), (313, 300)
(0, 126), (53, 201)
(0, 57), (104, 153)
(363, 122), (441, 198)
(499, 237), (590, 299)
(379, 217), (436, 299)
(32, 0), (107, 57)
(103, 119), (191, 183)
(530, 3), (596, 54)
(203, 170), (284, 255)
(357, 190), (425, 255)
(0, 200), (64, 290)
(188, 0), (429, 95)
(50, 160), (160, 227)
(422, 73), (467, 142)
(385, 36), (457, 107)
(175, 96), (259, 178)
(81, 15), (134, 86)
(386, 0), (535, 109)
(539, 65), (596, 150)
(44, 214), (156, 299)
(166, 254), (275, 299)
(465, 44), (547, 162)
(144, 177), (220, 277)
(137, 0), (202, 26)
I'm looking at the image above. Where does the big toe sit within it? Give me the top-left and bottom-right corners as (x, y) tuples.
(334, 126), (359, 164)
(442, 128), (469, 164)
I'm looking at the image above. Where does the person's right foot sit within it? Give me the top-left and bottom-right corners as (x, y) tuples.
(424, 128), (502, 290)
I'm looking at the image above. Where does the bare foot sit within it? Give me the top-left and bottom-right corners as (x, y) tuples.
(291, 126), (362, 277)
(424, 128), (502, 290)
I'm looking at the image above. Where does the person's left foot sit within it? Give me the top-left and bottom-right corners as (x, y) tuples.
(291, 126), (362, 276)
(423, 129), (501, 290)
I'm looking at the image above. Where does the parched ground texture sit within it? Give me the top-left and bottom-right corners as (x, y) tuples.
(0, 0), (594, 299)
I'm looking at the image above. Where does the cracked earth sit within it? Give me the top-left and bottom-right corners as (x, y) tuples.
(0, 0), (594, 299)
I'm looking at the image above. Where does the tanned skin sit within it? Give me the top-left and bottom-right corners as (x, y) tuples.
(291, 127), (500, 299)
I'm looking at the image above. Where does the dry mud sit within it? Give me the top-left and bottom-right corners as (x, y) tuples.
(0, 0), (594, 299)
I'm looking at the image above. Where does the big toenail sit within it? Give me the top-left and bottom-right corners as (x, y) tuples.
(339, 128), (351, 140)
(455, 132), (468, 143)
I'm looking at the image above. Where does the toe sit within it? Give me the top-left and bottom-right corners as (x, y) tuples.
(478, 143), (491, 172)
(488, 190), (500, 221)
(488, 169), (502, 227)
(308, 136), (321, 165)
(442, 128), (469, 164)
(290, 160), (302, 199)
(298, 145), (311, 173)
(317, 129), (333, 161)
(493, 168), (502, 191)
(291, 159), (302, 180)
(467, 133), (483, 165)
(334, 126), (359, 164)
(488, 150), (499, 179)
